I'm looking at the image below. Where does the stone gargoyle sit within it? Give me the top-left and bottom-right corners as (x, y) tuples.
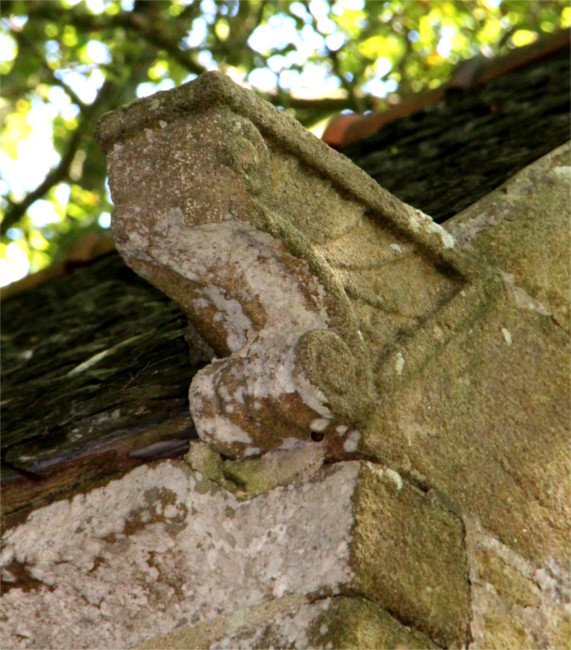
(96, 72), (490, 460)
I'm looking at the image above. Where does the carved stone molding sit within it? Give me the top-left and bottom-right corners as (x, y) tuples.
(96, 72), (492, 459)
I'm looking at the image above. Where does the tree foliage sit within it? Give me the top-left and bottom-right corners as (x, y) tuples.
(1, 0), (568, 279)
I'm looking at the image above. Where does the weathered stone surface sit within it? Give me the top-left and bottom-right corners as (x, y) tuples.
(352, 463), (470, 647)
(447, 142), (571, 332)
(464, 516), (571, 649)
(87, 74), (570, 648)
(96, 71), (488, 461)
(361, 145), (570, 567)
(306, 597), (439, 650)
(364, 288), (569, 564)
(135, 596), (438, 649)
(1, 457), (470, 649)
(351, 145), (570, 647)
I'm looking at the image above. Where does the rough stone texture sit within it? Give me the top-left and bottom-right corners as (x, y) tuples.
(447, 142), (570, 332)
(363, 143), (570, 566)
(364, 288), (569, 564)
(352, 463), (470, 647)
(135, 596), (438, 649)
(0, 458), (469, 649)
(305, 597), (439, 650)
(464, 516), (570, 649)
(96, 70), (488, 461)
(361, 143), (570, 647)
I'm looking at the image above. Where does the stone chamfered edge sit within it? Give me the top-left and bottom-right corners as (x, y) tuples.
(95, 70), (485, 281)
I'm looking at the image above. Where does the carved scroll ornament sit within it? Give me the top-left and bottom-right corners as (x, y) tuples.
(96, 72), (485, 460)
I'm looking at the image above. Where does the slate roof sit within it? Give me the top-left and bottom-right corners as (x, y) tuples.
(1, 253), (212, 525)
(2, 31), (570, 524)
(336, 30), (570, 222)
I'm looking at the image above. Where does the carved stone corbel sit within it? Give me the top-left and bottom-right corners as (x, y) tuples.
(96, 72), (490, 459)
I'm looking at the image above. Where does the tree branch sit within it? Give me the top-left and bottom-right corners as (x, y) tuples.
(122, 12), (207, 77)
(1, 80), (114, 237)
(15, 32), (88, 110)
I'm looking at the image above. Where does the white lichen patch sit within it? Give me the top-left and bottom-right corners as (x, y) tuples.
(410, 209), (456, 249)
(190, 408), (254, 449)
(138, 219), (342, 457)
(310, 418), (330, 432)
(149, 221), (330, 338)
(247, 347), (299, 401)
(433, 325), (445, 341)
(244, 445), (263, 457)
(395, 352), (405, 375)
(2, 461), (360, 649)
(550, 165), (571, 179)
(366, 462), (404, 491)
(343, 430), (361, 453)
(292, 362), (332, 420)
(193, 285), (253, 352)
(500, 272), (552, 317)
(207, 598), (333, 650)
(385, 468), (403, 491)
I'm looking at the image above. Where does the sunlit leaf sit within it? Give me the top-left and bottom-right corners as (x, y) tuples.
(148, 60), (169, 81)
(215, 19), (230, 41)
(510, 29), (538, 47)
(29, 230), (50, 251)
(2, 103), (32, 159)
(62, 25), (78, 49)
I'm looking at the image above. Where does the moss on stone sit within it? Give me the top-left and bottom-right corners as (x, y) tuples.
(350, 462), (471, 648)
(307, 597), (439, 649)
(477, 545), (542, 608)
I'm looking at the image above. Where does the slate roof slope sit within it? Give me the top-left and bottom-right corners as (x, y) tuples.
(339, 32), (570, 222)
(1, 253), (212, 525)
(2, 36), (569, 523)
